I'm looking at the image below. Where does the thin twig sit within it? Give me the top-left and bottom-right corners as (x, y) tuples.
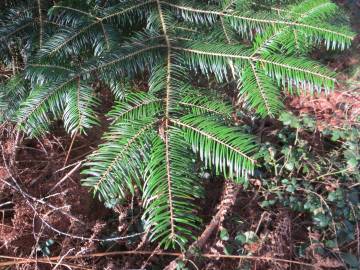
(47, 161), (83, 195)
(11, 129), (21, 166)
(0, 255), (91, 269)
(54, 159), (86, 173)
(52, 248), (75, 270)
(64, 131), (78, 167)
(0, 251), (316, 268)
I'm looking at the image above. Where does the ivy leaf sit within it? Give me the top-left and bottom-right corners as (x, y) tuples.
(347, 158), (358, 170)
(285, 162), (295, 171)
(242, 231), (258, 243)
(220, 228), (230, 241)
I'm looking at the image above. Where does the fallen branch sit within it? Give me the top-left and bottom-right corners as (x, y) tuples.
(165, 180), (241, 270)
(0, 255), (91, 269)
(0, 250), (316, 268)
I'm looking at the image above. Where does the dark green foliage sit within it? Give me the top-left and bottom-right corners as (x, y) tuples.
(0, 0), (355, 248)
(258, 113), (359, 269)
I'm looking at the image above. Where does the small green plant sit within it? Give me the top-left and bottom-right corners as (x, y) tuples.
(259, 112), (359, 269)
(212, 113), (359, 268)
(0, 0), (355, 248)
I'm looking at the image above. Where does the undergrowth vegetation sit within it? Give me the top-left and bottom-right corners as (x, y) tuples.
(257, 112), (360, 269)
(0, 0), (359, 269)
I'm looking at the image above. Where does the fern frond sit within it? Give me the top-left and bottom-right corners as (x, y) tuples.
(26, 63), (76, 84)
(38, 22), (102, 58)
(63, 82), (100, 136)
(0, 5), (34, 43)
(0, 18), (33, 40)
(179, 41), (336, 92)
(162, 0), (220, 26)
(41, 1), (157, 58)
(259, 54), (335, 92)
(0, 76), (29, 122)
(164, 0), (354, 48)
(143, 132), (201, 249)
(252, 0), (353, 55)
(98, 0), (155, 24)
(290, 0), (338, 21)
(82, 117), (157, 202)
(0, 1), (57, 63)
(107, 92), (162, 123)
(16, 80), (72, 136)
(49, 4), (100, 25)
(239, 63), (283, 117)
(172, 115), (256, 180)
(105, 79), (131, 100)
(149, 63), (168, 94)
(81, 35), (165, 79)
(179, 89), (233, 118)
(178, 42), (250, 82)
(252, 28), (298, 55)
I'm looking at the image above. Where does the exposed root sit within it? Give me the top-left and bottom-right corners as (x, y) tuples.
(164, 180), (241, 270)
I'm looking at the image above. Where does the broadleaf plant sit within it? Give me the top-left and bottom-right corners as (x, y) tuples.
(0, 0), (355, 249)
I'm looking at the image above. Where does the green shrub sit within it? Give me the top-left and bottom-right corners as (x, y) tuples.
(0, 0), (355, 249)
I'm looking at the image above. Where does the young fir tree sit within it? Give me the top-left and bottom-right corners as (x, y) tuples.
(0, 0), (355, 248)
